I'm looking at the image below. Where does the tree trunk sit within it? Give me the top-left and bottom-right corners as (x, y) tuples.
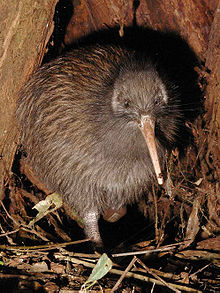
(204, 2), (220, 179)
(0, 0), (58, 199)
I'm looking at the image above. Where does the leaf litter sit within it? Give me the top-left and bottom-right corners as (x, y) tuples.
(0, 108), (219, 292)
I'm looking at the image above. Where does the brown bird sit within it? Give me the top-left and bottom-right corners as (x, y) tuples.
(16, 44), (182, 246)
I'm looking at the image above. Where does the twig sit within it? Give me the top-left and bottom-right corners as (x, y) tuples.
(151, 282), (156, 293)
(190, 263), (211, 279)
(20, 227), (50, 242)
(54, 253), (98, 268)
(133, 266), (180, 280)
(0, 228), (20, 237)
(0, 200), (49, 242)
(0, 272), (58, 280)
(111, 256), (137, 292)
(0, 239), (90, 251)
(112, 241), (186, 257)
(0, 222), (16, 245)
(152, 186), (159, 243)
(0, 200), (20, 226)
(136, 258), (181, 293)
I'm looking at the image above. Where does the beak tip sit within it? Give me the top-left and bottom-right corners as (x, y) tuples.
(157, 176), (164, 185)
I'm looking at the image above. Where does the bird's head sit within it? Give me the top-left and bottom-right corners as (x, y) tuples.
(111, 63), (182, 184)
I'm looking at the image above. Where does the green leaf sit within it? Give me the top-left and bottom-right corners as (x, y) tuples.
(82, 253), (112, 289)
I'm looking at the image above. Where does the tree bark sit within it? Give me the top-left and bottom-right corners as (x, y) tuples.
(204, 1), (220, 179)
(65, 0), (218, 59)
(0, 0), (58, 199)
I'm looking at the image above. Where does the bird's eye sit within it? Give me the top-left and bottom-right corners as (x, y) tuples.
(124, 100), (130, 108)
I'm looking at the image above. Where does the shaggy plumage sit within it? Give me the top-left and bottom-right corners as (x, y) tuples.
(16, 44), (182, 245)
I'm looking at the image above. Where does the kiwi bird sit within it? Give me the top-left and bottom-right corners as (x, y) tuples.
(16, 44), (182, 246)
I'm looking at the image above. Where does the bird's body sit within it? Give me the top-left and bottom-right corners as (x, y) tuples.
(17, 44), (182, 245)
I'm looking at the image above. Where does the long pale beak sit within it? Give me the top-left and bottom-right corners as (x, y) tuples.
(138, 115), (164, 185)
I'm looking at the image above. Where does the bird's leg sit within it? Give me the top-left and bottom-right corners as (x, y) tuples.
(83, 210), (103, 247)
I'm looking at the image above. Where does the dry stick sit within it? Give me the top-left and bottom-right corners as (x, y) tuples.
(54, 253), (98, 268)
(133, 266), (180, 280)
(136, 258), (181, 293)
(110, 256), (137, 292)
(189, 263), (211, 279)
(0, 222), (17, 245)
(0, 228), (20, 237)
(0, 272), (58, 280)
(0, 200), (49, 242)
(55, 254), (202, 293)
(150, 282), (156, 293)
(0, 199), (23, 226)
(20, 227), (50, 242)
(112, 246), (174, 257)
(152, 186), (159, 243)
(112, 241), (186, 258)
(0, 239), (90, 251)
(0, 200), (22, 237)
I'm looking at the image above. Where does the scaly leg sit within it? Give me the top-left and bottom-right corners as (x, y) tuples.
(83, 210), (103, 247)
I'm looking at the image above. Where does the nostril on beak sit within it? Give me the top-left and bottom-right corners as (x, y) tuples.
(139, 115), (155, 130)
